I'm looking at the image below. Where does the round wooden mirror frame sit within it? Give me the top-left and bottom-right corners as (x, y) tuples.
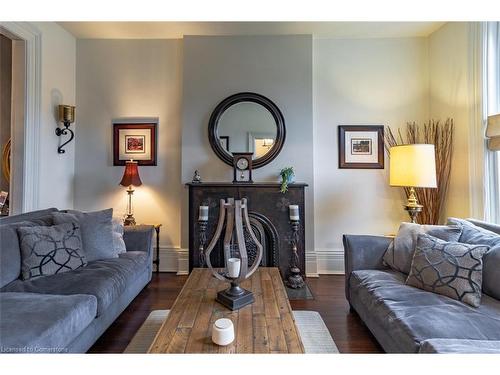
(208, 92), (286, 169)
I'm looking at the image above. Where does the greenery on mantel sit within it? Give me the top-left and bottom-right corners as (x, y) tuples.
(280, 167), (295, 193)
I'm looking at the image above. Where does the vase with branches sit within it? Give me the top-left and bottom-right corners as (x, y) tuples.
(385, 119), (454, 225)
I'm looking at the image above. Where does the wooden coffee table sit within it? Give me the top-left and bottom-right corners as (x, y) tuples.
(148, 267), (305, 353)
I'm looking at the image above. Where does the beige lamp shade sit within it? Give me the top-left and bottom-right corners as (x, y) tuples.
(486, 114), (500, 151)
(389, 144), (437, 188)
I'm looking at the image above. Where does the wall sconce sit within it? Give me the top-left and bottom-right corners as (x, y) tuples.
(55, 105), (75, 154)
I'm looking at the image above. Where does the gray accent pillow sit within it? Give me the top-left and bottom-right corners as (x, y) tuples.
(0, 207), (58, 225)
(52, 208), (115, 262)
(383, 222), (462, 274)
(17, 222), (87, 280)
(466, 218), (500, 235)
(406, 234), (489, 307)
(112, 217), (127, 255)
(448, 217), (500, 300)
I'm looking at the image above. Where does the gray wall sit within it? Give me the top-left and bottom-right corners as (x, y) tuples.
(181, 35), (315, 273)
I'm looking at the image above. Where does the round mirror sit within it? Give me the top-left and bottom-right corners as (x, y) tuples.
(208, 92), (286, 168)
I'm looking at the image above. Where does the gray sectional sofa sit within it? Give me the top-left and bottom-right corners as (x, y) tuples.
(0, 208), (154, 353)
(343, 219), (500, 353)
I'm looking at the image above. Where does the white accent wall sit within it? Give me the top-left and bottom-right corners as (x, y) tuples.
(34, 22), (76, 209)
(313, 37), (430, 273)
(74, 40), (183, 261)
(429, 22), (478, 220)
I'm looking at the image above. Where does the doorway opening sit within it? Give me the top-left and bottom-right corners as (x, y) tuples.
(1, 23), (33, 215)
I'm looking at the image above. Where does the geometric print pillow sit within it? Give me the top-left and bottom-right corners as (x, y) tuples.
(406, 234), (489, 307)
(17, 222), (87, 280)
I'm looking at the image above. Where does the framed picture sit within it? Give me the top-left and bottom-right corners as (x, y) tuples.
(113, 122), (157, 166)
(219, 136), (230, 152)
(338, 125), (384, 169)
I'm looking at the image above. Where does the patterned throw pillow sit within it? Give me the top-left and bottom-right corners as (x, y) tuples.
(448, 217), (500, 300)
(383, 222), (462, 275)
(17, 222), (87, 280)
(406, 234), (489, 307)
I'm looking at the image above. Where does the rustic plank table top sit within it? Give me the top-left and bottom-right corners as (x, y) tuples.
(148, 267), (305, 354)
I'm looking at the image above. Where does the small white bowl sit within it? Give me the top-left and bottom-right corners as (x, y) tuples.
(212, 318), (235, 346)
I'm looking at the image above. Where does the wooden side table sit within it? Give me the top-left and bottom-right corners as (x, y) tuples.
(152, 224), (162, 273)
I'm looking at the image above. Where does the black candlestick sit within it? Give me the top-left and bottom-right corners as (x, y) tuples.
(198, 219), (208, 267)
(286, 220), (305, 289)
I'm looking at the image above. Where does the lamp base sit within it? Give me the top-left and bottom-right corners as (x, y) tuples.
(216, 284), (254, 311)
(404, 205), (423, 224)
(404, 187), (423, 223)
(123, 214), (136, 226)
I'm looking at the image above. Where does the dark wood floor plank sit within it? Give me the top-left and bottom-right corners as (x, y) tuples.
(88, 273), (383, 354)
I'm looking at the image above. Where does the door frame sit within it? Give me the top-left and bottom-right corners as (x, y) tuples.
(0, 22), (41, 213)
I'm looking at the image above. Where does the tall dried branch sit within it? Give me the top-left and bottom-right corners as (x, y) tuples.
(384, 119), (454, 225)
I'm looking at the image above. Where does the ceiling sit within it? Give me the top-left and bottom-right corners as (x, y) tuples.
(58, 22), (445, 39)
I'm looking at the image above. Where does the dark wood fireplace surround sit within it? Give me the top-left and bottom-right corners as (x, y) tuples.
(187, 182), (307, 280)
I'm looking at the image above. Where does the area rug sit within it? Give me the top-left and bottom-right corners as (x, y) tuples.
(124, 310), (339, 354)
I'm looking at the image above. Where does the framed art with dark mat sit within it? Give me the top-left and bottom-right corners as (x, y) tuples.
(338, 125), (384, 169)
(113, 121), (157, 166)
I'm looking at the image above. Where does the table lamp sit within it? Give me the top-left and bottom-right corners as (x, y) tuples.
(389, 144), (437, 223)
(119, 160), (142, 226)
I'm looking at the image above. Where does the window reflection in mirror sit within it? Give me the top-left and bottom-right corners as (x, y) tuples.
(217, 101), (277, 159)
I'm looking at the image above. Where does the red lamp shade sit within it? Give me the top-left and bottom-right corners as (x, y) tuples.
(119, 160), (142, 187)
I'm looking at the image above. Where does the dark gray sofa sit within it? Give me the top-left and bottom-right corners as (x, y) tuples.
(343, 220), (500, 354)
(0, 208), (154, 353)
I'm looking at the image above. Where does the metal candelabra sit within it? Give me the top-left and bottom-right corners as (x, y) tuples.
(286, 219), (305, 289)
(198, 219), (208, 267)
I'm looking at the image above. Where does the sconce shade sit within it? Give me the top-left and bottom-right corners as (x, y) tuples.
(389, 144), (437, 188)
(58, 105), (75, 124)
(119, 160), (142, 187)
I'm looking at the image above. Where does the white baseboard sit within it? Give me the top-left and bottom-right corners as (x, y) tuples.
(315, 248), (345, 274)
(156, 247), (345, 276)
(305, 250), (319, 277)
(156, 247), (188, 274)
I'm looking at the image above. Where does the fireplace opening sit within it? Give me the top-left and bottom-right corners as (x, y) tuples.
(207, 211), (280, 269)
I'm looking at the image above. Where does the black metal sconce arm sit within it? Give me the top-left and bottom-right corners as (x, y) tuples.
(55, 122), (74, 154)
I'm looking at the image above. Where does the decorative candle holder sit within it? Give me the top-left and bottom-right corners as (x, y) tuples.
(205, 198), (263, 310)
(287, 206), (305, 289)
(198, 219), (208, 267)
(198, 205), (209, 266)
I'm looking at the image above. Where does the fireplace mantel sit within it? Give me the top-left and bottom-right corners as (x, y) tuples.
(186, 182), (307, 280)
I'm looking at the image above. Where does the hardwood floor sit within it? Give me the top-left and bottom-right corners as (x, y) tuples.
(89, 273), (383, 354)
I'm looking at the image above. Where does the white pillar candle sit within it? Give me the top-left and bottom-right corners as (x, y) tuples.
(289, 205), (300, 221)
(227, 258), (241, 278)
(212, 318), (235, 346)
(198, 205), (209, 221)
